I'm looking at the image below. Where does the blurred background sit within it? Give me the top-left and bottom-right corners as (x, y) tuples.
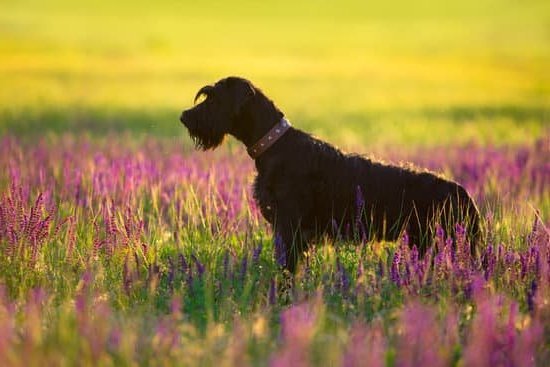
(1, 0), (548, 148)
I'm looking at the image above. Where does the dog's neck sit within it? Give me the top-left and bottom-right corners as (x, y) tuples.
(230, 92), (288, 157)
(246, 118), (291, 158)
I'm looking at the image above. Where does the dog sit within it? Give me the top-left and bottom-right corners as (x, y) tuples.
(180, 76), (481, 273)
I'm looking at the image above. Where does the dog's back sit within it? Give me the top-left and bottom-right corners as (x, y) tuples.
(260, 128), (481, 253)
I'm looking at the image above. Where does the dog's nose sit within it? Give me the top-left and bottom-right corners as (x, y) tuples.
(180, 110), (187, 124)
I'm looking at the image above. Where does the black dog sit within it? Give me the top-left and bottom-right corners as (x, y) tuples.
(180, 77), (481, 273)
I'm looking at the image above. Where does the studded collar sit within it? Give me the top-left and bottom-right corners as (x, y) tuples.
(247, 118), (291, 159)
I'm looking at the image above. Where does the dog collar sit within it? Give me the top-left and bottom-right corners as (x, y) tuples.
(247, 118), (291, 159)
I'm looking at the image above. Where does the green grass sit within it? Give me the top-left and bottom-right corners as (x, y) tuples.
(1, 105), (547, 149)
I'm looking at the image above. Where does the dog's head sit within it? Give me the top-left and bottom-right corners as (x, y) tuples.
(180, 77), (257, 150)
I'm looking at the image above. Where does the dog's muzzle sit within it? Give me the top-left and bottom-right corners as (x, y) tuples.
(179, 110), (189, 125)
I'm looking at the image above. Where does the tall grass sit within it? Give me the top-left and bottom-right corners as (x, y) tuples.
(0, 135), (548, 365)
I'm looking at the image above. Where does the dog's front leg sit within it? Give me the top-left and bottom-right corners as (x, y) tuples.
(274, 208), (307, 274)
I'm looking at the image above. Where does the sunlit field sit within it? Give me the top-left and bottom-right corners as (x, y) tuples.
(2, 0), (549, 146)
(1, 0), (549, 365)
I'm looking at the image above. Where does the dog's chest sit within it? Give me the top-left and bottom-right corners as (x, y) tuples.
(252, 166), (332, 223)
(252, 174), (276, 223)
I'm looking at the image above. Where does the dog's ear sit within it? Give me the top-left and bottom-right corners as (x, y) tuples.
(194, 85), (214, 104)
(232, 80), (256, 116)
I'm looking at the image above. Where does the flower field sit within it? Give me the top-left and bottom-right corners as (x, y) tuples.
(0, 135), (548, 366)
(1, 0), (549, 365)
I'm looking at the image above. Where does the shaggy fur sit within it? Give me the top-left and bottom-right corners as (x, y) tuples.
(180, 76), (481, 273)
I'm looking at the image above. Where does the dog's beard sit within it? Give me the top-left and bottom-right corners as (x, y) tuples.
(187, 127), (225, 150)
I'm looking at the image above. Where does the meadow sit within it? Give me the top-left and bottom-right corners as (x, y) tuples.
(1, 0), (549, 366)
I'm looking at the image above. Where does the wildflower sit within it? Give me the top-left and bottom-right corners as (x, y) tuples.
(240, 255), (248, 281)
(179, 253), (188, 274)
(401, 231), (409, 247)
(377, 258), (385, 278)
(123, 255), (132, 294)
(167, 257), (175, 290)
(252, 243), (263, 264)
(454, 223), (465, 237)
(337, 258), (350, 293)
(527, 279), (537, 314)
(343, 322), (385, 367)
(271, 300), (320, 367)
(390, 250), (401, 286)
(436, 225), (445, 240)
(191, 253), (205, 278)
(520, 253), (528, 279)
(396, 302), (449, 367)
(274, 233), (286, 268)
(222, 250), (230, 278)
(483, 244), (496, 280)
(269, 279), (277, 305)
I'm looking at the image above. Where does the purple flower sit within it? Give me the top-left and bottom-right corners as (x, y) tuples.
(455, 223), (465, 237)
(192, 254), (205, 278)
(252, 243), (263, 264)
(436, 225), (445, 240)
(483, 244), (496, 280)
(123, 256), (132, 294)
(343, 322), (385, 367)
(396, 302), (450, 367)
(179, 253), (188, 274)
(401, 231), (409, 247)
(269, 278), (277, 305)
(527, 279), (537, 313)
(377, 259), (385, 278)
(222, 250), (230, 278)
(337, 259), (350, 293)
(274, 233), (286, 268)
(280, 302), (318, 340)
(520, 253), (528, 279)
(167, 257), (175, 289)
(240, 255), (248, 281)
(390, 250), (401, 286)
